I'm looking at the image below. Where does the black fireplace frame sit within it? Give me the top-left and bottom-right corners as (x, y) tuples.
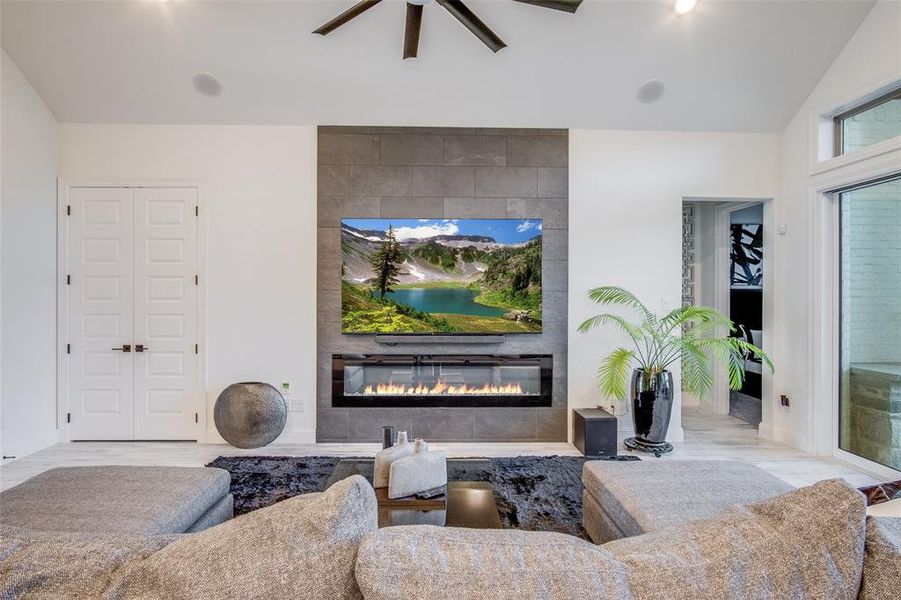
(332, 354), (553, 408)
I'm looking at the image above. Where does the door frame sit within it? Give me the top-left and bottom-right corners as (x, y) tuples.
(57, 179), (209, 443)
(809, 157), (901, 480)
(683, 197), (774, 437)
(712, 201), (768, 417)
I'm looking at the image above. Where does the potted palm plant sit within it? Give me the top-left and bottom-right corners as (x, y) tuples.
(578, 286), (772, 456)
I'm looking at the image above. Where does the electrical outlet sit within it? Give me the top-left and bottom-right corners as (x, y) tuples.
(780, 395), (790, 407)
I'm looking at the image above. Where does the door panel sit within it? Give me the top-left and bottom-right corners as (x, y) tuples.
(839, 176), (901, 471)
(133, 187), (199, 440)
(69, 188), (135, 440)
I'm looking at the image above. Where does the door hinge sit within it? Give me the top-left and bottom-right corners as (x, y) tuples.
(195, 206), (199, 217)
(67, 413), (71, 423)
(194, 343), (199, 354)
(66, 343), (71, 354)
(195, 412), (199, 424)
(66, 274), (71, 285)
(194, 275), (198, 286)
(66, 205), (71, 216)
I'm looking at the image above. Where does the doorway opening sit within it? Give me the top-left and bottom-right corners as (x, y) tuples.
(682, 199), (769, 429)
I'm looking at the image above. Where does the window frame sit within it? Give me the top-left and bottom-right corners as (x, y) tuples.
(835, 174), (901, 471)
(833, 87), (901, 157)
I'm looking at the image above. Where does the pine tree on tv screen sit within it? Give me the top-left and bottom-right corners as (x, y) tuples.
(340, 218), (543, 334)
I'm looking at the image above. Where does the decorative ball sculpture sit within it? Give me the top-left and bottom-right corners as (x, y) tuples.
(214, 382), (287, 448)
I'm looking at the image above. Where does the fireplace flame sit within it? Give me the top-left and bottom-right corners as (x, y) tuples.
(363, 380), (524, 396)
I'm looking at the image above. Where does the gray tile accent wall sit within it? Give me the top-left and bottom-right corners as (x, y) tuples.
(317, 126), (568, 442)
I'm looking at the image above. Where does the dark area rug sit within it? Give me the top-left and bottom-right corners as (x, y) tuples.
(207, 454), (638, 539)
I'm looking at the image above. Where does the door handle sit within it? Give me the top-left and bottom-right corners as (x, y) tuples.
(135, 344), (149, 353)
(112, 344), (132, 352)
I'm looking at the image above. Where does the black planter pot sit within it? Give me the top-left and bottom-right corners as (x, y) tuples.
(623, 368), (674, 457)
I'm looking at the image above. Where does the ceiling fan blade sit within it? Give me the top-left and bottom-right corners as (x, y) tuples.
(403, 3), (424, 59)
(313, 0), (384, 35)
(437, 0), (506, 53)
(511, 0), (583, 13)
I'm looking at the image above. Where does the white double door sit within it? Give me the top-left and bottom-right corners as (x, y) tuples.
(67, 187), (200, 440)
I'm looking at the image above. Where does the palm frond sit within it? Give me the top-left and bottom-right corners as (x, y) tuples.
(659, 305), (732, 336)
(586, 286), (656, 323)
(597, 348), (635, 401)
(682, 318), (730, 338)
(728, 338), (775, 373)
(678, 339), (714, 398)
(697, 338), (746, 390)
(577, 313), (645, 340)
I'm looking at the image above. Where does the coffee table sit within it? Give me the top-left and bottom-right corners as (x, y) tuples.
(376, 481), (502, 529)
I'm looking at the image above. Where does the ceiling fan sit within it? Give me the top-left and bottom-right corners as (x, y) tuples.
(313, 0), (583, 59)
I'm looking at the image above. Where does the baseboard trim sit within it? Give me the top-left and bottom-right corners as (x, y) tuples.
(204, 427), (316, 445)
(1, 431), (58, 462)
(767, 425), (802, 449)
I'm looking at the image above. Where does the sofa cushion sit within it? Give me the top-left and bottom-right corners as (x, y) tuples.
(859, 516), (901, 599)
(0, 525), (178, 599)
(106, 474), (377, 599)
(582, 459), (793, 539)
(601, 479), (866, 600)
(0, 466), (231, 535)
(355, 479), (865, 600)
(357, 526), (630, 598)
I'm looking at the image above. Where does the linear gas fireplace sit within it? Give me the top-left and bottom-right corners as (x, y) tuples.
(332, 354), (552, 408)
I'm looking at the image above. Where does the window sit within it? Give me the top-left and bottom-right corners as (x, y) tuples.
(834, 89), (901, 155)
(839, 175), (901, 471)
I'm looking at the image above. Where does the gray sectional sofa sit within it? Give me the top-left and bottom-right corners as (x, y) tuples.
(1, 463), (898, 599)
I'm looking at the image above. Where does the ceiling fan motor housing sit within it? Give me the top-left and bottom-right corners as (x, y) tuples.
(313, 0), (583, 59)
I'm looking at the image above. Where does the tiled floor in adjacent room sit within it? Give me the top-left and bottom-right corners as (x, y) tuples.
(0, 408), (882, 492)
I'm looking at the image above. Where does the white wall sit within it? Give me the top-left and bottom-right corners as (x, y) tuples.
(57, 124), (318, 443)
(1, 50), (59, 459)
(777, 0), (901, 453)
(568, 130), (781, 442)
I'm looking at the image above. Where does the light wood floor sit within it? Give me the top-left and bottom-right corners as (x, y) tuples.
(0, 408), (882, 492)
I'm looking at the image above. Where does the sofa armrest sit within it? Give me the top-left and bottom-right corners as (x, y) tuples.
(106, 474), (377, 599)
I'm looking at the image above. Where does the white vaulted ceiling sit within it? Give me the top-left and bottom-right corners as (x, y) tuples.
(0, 0), (876, 131)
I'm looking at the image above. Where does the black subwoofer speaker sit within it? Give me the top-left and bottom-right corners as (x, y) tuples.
(572, 408), (618, 457)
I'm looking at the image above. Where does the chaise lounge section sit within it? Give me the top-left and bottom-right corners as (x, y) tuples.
(581, 459), (794, 543)
(0, 466), (233, 535)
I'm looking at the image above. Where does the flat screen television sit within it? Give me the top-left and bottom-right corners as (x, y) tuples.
(341, 218), (542, 334)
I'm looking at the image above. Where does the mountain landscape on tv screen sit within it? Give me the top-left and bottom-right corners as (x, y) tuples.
(341, 218), (542, 334)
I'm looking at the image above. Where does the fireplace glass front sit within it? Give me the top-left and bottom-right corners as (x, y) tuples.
(332, 355), (552, 408)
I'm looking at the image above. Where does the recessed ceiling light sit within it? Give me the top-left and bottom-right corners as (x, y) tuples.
(674, 0), (697, 15)
(192, 73), (222, 98)
(636, 79), (666, 104)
